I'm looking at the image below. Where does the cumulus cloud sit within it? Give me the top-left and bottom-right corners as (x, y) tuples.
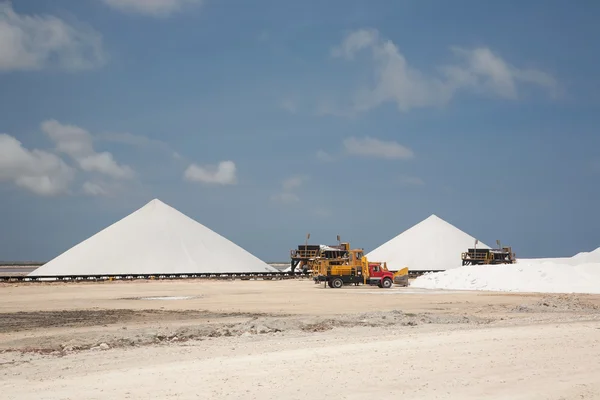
(41, 120), (135, 180)
(328, 29), (558, 114)
(331, 28), (378, 59)
(343, 137), (414, 160)
(184, 161), (237, 185)
(102, 0), (203, 17)
(0, 133), (74, 196)
(0, 3), (105, 72)
(82, 182), (107, 196)
(444, 47), (558, 100)
(272, 175), (307, 204)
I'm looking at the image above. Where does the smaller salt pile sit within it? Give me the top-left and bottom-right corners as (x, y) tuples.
(411, 247), (600, 294)
(367, 214), (489, 272)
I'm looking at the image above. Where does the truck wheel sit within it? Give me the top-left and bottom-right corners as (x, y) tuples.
(331, 278), (343, 289)
(382, 278), (392, 289)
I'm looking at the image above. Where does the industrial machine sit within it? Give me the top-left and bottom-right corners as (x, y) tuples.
(461, 240), (516, 266)
(290, 235), (408, 288)
(289, 235), (349, 274)
(314, 255), (409, 289)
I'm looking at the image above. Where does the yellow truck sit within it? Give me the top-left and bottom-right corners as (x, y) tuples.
(291, 240), (408, 288)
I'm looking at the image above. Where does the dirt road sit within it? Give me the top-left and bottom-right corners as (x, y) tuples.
(2, 321), (599, 399)
(1, 280), (600, 399)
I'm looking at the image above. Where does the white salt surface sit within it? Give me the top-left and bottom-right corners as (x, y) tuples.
(412, 248), (600, 294)
(367, 214), (489, 272)
(30, 199), (278, 276)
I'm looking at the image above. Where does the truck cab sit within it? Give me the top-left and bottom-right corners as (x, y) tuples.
(365, 261), (395, 288)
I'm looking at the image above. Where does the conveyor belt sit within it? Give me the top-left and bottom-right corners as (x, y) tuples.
(0, 270), (439, 283)
(0, 271), (310, 283)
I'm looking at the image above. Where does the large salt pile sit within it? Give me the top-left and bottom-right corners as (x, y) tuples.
(411, 247), (600, 294)
(366, 214), (489, 272)
(29, 199), (277, 276)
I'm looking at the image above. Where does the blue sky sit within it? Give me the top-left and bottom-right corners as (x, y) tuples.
(1, 0), (599, 262)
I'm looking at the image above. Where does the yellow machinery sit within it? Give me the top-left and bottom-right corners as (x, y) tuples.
(461, 240), (516, 266)
(290, 238), (350, 274)
(306, 242), (409, 287)
(392, 267), (409, 285)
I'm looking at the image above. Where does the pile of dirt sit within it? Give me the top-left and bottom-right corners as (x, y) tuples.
(0, 309), (282, 333)
(297, 310), (490, 332)
(0, 310), (138, 333)
(0, 309), (492, 355)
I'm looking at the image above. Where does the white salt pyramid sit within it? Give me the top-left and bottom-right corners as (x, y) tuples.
(29, 199), (277, 276)
(366, 214), (489, 272)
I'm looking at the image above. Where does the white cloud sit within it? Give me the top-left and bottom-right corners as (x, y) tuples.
(445, 47), (559, 99)
(331, 29), (378, 59)
(82, 182), (107, 196)
(103, 0), (203, 17)
(0, 133), (74, 196)
(99, 132), (182, 160)
(272, 175), (307, 204)
(328, 29), (558, 114)
(78, 153), (134, 179)
(316, 150), (335, 162)
(184, 161), (237, 185)
(343, 137), (414, 160)
(0, 3), (105, 72)
(332, 29), (447, 112)
(41, 120), (135, 180)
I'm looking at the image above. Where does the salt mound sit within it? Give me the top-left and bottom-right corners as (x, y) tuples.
(29, 199), (277, 276)
(517, 247), (600, 266)
(367, 214), (489, 272)
(411, 261), (600, 294)
(568, 247), (600, 265)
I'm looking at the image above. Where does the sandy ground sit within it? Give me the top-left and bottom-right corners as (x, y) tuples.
(1, 279), (600, 399)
